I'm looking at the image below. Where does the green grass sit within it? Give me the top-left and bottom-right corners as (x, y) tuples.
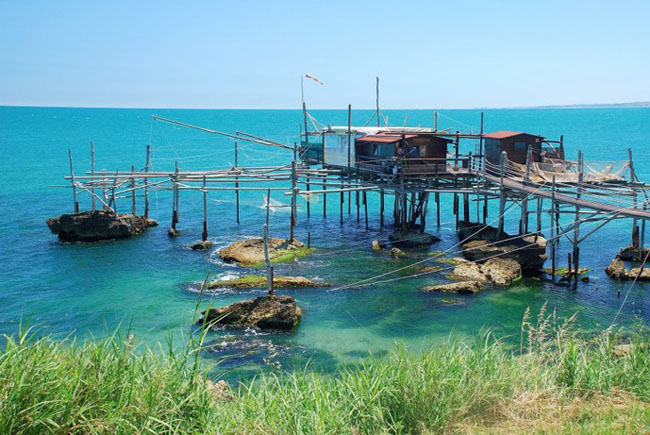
(2, 307), (650, 434)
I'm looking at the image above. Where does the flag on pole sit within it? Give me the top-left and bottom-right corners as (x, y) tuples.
(304, 74), (325, 86)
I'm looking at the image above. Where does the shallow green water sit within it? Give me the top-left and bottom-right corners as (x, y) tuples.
(2, 106), (649, 380)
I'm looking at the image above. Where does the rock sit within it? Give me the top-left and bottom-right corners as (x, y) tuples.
(617, 246), (650, 262)
(605, 258), (629, 280)
(613, 343), (633, 357)
(457, 221), (547, 273)
(146, 218), (159, 227)
(540, 267), (589, 279)
(168, 228), (179, 237)
(481, 258), (522, 286)
(628, 267), (650, 281)
(199, 378), (233, 401)
(190, 240), (214, 250)
(421, 281), (484, 294)
(199, 295), (302, 330)
(581, 276), (590, 282)
(207, 275), (328, 289)
(389, 231), (440, 248)
(371, 240), (383, 252)
(440, 298), (468, 306)
(449, 261), (487, 282)
(390, 247), (406, 258)
(219, 238), (311, 266)
(46, 210), (156, 242)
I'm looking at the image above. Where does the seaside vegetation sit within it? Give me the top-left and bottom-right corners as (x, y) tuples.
(2, 306), (650, 434)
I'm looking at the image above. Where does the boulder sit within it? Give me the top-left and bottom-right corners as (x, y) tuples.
(617, 246), (650, 262)
(421, 281), (484, 294)
(605, 258), (628, 280)
(390, 247), (406, 258)
(219, 238), (310, 266)
(481, 258), (522, 286)
(46, 210), (157, 242)
(199, 295), (302, 330)
(628, 267), (650, 281)
(389, 231), (440, 248)
(207, 275), (328, 289)
(190, 240), (214, 251)
(457, 221), (547, 273)
(449, 261), (487, 282)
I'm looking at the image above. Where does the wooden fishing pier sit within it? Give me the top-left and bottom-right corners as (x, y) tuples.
(52, 109), (650, 287)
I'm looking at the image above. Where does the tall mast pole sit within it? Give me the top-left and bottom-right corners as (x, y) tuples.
(376, 76), (380, 127)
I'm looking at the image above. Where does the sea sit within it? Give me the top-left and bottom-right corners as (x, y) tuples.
(2, 106), (650, 380)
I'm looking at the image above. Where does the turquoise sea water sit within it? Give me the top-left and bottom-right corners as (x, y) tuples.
(2, 106), (650, 379)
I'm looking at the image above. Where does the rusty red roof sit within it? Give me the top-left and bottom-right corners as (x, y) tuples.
(483, 131), (543, 140)
(356, 134), (417, 143)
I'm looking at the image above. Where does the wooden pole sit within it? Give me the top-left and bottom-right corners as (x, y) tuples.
(364, 190), (368, 229)
(536, 197), (542, 242)
(144, 145), (150, 219)
(479, 112), (484, 162)
(433, 110), (438, 131)
(436, 192), (441, 227)
(497, 151), (507, 239)
(264, 188), (274, 296)
(111, 169), (118, 215)
(290, 155), (297, 241)
(102, 169), (107, 211)
(202, 175), (208, 241)
(573, 150), (583, 281)
(130, 165), (136, 215)
(171, 161), (179, 231)
(375, 77), (380, 127)
(90, 141), (96, 211)
(68, 149), (79, 213)
(551, 175), (557, 282)
(340, 190), (344, 224)
(306, 177), (311, 216)
(380, 188), (385, 227)
(356, 190), (360, 223)
(235, 142), (240, 224)
(463, 193), (469, 223)
(629, 148), (638, 248)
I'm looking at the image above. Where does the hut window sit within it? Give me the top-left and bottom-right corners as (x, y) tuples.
(514, 141), (526, 150)
(372, 144), (378, 156)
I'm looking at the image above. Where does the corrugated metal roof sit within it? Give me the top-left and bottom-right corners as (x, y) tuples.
(483, 131), (542, 139)
(356, 134), (417, 143)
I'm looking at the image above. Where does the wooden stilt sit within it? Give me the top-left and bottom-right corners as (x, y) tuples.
(340, 190), (344, 224)
(130, 165), (136, 215)
(144, 145), (150, 219)
(380, 188), (385, 227)
(463, 193), (469, 223)
(551, 175), (557, 282)
(68, 149), (79, 213)
(102, 169), (107, 211)
(573, 150), (583, 281)
(323, 183), (327, 218)
(306, 177), (311, 217)
(363, 190), (368, 229)
(90, 141), (96, 210)
(202, 175), (208, 242)
(171, 161), (179, 231)
(629, 148), (638, 248)
(436, 192), (440, 227)
(290, 158), (297, 241)
(497, 151), (507, 239)
(356, 190), (360, 223)
(536, 198), (542, 242)
(235, 142), (240, 224)
(263, 188), (274, 296)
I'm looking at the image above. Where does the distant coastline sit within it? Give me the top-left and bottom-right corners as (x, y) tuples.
(507, 101), (650, 110)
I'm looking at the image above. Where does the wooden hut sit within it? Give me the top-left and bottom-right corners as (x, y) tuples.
(355, 133), (451, 175)
(484, 131), (545, 165)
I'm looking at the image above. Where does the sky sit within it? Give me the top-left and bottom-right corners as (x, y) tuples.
(1, 0), (649, 109)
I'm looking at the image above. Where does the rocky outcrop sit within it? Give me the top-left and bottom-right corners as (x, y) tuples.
(628, 267), (650, 281)
(606, 258), (629, 280)
(199, 295), (302, 330)
(448, 257), (521, 286)
(207, 275), (328, 289)
(421, 281), (484, 294)
(190, 240), (214, 251)
(219, 238), (311, 266)
(389, 231), (440, 248)
(481, 258), (522, 286)
(46, 210), (157, 242)
(457, 222), (547, 273)
(617, 246), (650, 262)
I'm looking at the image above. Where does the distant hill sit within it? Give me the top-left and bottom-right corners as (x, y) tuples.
(517, 101), (650, 109)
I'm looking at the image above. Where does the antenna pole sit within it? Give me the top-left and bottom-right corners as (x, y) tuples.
(376, 76), (380, 127)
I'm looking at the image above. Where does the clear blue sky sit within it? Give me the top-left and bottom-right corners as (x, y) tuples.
(1, 0), (649, 109)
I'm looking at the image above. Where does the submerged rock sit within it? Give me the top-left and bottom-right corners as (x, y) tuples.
(46, 210), (157, 242)
(390, 247), (406, 258)
(371, 239), (383, 252)
(449, 261), (487, 282)
(421, 281), (484, 294)
(628, 267), (650, 281)
(190, 240), (214, 251)
(207, 275), (328, 289)
(389, 231), (440, 248)
(168, 228), (180, 237)
(199, 295), (302, 330)
(219, 238), (311, 266)
(605, 258), (629, 280)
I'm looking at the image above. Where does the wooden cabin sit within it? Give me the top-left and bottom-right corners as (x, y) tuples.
(484, 131), (544, 165)
(355, 133), (451, 175)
